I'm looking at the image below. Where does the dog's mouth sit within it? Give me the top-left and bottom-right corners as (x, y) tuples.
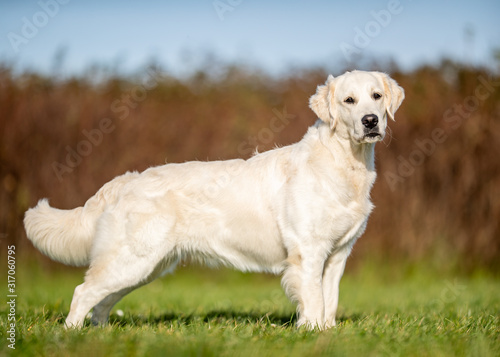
(360, 131), (383, 143)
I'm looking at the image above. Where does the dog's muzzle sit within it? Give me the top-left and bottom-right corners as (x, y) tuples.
(361, 114), (382, 140)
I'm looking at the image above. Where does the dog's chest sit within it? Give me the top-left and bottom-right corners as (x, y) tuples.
(347, 166), (377, 203)
(312, 167), (376, 247)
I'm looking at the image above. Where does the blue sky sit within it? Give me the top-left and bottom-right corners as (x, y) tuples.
(1, 0), (499, 77)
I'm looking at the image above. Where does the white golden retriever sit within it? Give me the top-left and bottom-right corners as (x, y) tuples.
(24, 70), (404, 330)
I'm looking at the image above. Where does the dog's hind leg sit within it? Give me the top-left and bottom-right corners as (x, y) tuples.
(65, 256), (159, 328)
(91, 287), (135, 326)
(65, 211), (177, 328)
(90, 258), (179, 326)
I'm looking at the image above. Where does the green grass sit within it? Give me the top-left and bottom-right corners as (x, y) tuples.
(2, 262), (499, 356)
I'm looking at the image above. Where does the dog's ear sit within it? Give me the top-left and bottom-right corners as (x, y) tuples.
(309, 75), (337, 129)
(378, 72), (405, 121)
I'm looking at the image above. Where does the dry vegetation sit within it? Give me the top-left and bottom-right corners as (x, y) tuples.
(1, 60), (499, 271)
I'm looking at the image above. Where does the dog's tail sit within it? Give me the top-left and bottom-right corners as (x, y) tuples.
(23, 172), (139, 266)
(24, 198), (101, 266)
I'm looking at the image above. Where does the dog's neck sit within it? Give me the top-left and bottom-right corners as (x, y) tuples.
(313, 121), (378, 201)
(317, 121), (376, 173)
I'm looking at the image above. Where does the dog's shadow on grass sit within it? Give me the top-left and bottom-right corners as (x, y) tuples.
(108, 310), (296, 328)
(51, 307), (363, 329)
(104, 310), (364, 329)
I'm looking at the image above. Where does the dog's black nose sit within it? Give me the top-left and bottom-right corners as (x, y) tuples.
(361, 114), (378, 129)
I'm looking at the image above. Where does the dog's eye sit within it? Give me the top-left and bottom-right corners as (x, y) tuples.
(344, 97), (355, 104)
(373, 93), (382, 100)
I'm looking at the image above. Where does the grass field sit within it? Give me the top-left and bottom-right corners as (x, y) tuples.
(2, 261), (499, 356)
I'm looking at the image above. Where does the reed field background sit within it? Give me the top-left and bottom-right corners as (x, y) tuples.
(1, 58), (499, 270)
(1, 57), (499, 355)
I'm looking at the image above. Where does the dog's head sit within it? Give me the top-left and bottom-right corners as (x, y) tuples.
(309, 71), (405, 144)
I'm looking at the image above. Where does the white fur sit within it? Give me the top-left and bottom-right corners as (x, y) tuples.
(24, 71), (404, 330)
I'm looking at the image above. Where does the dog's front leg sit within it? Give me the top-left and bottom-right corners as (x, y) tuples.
(322, 247), (351, 328)
(301, 255), (328, 329)
(285, 253), (327, 330)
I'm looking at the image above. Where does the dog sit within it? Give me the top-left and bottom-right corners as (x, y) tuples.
(24, 70), (404, 330)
